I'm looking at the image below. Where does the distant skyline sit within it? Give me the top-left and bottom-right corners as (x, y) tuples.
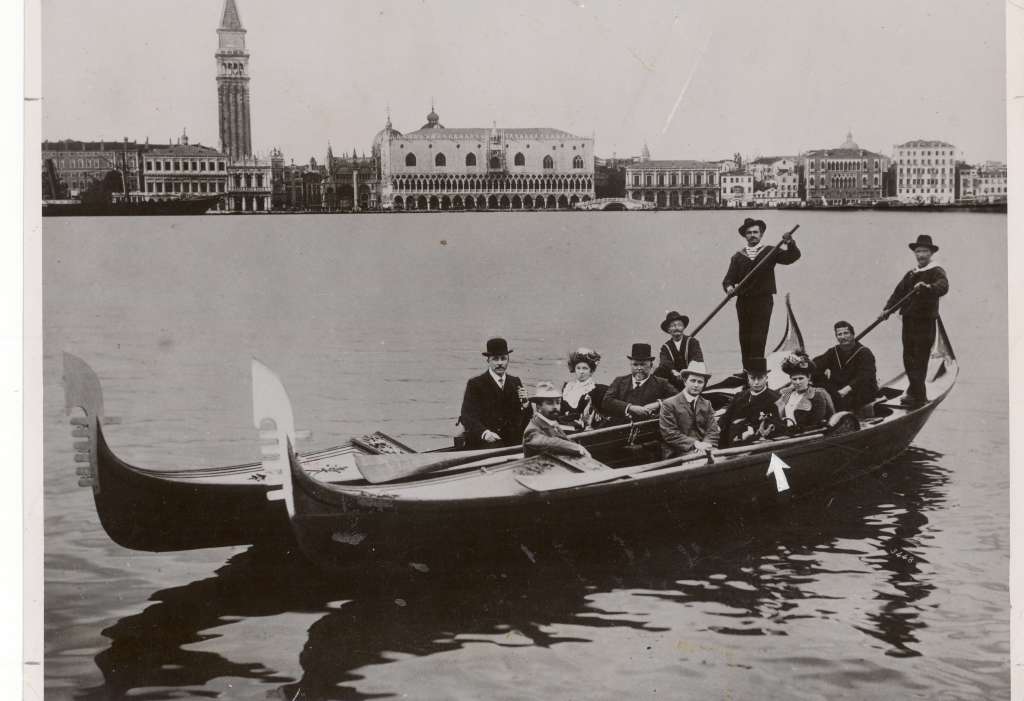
(41, 0), (1007, 164)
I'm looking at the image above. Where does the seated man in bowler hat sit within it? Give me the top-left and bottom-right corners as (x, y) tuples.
(601, 343), (677, 426)
(458, 337), (531, 449)
(722, 217), (800, 367)
(811, 320), (879, 416)
(523, 382), (591, 458)
(654, 310), (704, 391)
(877, 234), (949, 407)
(659, 361), (720, 458)
(718, 357), (782, 448)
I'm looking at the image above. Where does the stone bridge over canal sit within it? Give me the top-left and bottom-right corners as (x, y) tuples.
(575, 197), (655, 211)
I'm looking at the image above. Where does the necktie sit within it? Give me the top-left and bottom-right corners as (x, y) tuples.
(498, 378), (504, 390)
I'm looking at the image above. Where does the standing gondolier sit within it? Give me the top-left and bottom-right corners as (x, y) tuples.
(878, 234), (949, 407)
(722, 218), (801, 367)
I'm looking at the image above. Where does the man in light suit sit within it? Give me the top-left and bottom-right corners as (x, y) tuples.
(659, 361), (720, 458)
(601, 343), (678, 426)
(523, 382), (590, 458)
(458, 337), (530, 449)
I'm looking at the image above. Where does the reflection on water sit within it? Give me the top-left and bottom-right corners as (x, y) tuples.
(81, 449), (948, 700)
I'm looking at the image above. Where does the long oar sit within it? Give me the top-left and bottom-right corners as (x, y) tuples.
(853, 288), (919, 343)
(355, 445), (524, 484)
(688, 224), (800, 339)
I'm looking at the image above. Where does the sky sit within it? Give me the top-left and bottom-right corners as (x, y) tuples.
(40, 0), (1007, 164)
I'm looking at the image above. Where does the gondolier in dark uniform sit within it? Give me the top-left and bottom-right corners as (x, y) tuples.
(812, 320), (879, 416)
(722, 218), (801, 367)
(654, 311), (704, 391)
(878, 234), (949, 407)
(458, 337), (531, 449)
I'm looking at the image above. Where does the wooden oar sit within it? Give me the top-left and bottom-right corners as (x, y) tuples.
(853, 288), (919, 343)
(688, 224), (800, 338)
(355, 445), (524, 484)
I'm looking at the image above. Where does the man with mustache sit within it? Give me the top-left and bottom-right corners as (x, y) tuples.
(722, 217), (801, 367)
(601, 343), (677, 426)
(458, 337), (531, 449)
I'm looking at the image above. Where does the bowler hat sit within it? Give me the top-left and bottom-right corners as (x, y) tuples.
(627, 343), (655, 361)
(908, 234), (939, 252)
(528, 381), (563, 402)
(743, 357), (768, 375)
(679, 361), (712, 381)
(482, 337), (513, 357)
(660, 310), (690, 333)
(738, 217), (767, 236)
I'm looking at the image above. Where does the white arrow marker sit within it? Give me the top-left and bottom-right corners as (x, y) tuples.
(767, 453), (791, 493)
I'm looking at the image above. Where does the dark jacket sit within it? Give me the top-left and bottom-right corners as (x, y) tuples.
(721, 241), (801, 297)
(718, 387), (781, 448)
(654, 336), (704, 389)
(812, 343), (878, 409)
(775, 386), (835, 431)
(459, 372), (530, 449)
(885, 265), (949, 319)
(558, 382), (608, 428)
(523, 414), (580, 457)
(601, 374), (678, 426)
(659, 392), (720, 457)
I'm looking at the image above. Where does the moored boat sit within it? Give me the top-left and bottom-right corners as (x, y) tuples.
(256, 321), (956, 571)
(61, 297), (805, 552)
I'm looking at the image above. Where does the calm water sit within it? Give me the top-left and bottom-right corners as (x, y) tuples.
(43, 211), (1009, 700)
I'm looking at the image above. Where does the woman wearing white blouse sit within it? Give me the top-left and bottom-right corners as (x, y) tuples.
(560, 348), (606, 430)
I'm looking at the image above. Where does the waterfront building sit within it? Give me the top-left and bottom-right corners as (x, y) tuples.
(625, 160), (721, 208)
(973, 161), (1007, 203)
(720, 172), (754, 207)
(141, 132), (228, 201)
(214, 0), (272, 211)
(321, 145), (379, 211)
(752, 172), (800, 207)
(373, 107), (595, 210)
(893, 139), (956, 204)
(41, 138), (148, 197)
(594, 156), (629, 199)
(802, 132), (888, 205)
(957, 165), (977, 201)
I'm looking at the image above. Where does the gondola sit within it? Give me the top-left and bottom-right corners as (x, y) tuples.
(63, 297), (804, 552)
(257, 319), (957, 571)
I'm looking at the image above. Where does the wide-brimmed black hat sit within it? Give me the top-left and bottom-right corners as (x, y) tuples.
(482, 338), (513, 357)
(743, 357), (768, 375)
(660, 311), (690, 333)
(627, 343), (655, 361)
(738, 217), (766, 236)
(908, 234), (939, 252)
(781, 353), (815, 376)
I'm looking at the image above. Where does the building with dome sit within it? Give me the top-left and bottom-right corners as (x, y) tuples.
(801, 132), (889, 205)
(372, 107), (595, 210)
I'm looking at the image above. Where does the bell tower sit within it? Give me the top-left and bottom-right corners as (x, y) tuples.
(215, 0), (252, 160)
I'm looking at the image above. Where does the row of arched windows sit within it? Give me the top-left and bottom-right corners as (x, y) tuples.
(404, 152), (585, 170)
(392, 174), (593, 194)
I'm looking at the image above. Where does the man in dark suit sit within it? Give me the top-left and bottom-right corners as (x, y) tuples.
(601, 343), (678, 426)
(877, 234), (949, 406)
(459, 337), (531, 449)
(722, 218), (801, 367)
(718, 357), (781, 447)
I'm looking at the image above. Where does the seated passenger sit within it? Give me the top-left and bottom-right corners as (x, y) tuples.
(718, 357), (782, 447)
(775, 353), (835, 434)
(601, 343), (678, 426)
(811, 320), (879, 416)
(458, 337), (530, 449)
(560, 348), (607, 430)
(654, 311), (704, 391)
(523, 382), (591, 458)
(659, 362), (720, 458)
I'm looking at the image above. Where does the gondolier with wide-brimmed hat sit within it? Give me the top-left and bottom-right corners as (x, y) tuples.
(600, 343), (677, 426)
(722, 217), (801, 367)
(654, 310), (704, 391)
(458, 337), (531, 449)
(877, 234), (949, 407)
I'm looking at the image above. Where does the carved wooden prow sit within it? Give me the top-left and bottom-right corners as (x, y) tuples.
(62, 352), (119, 493)
(251, 358), (309, 518)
